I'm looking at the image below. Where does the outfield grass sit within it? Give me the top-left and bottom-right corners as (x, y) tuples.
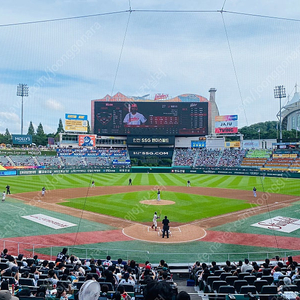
(0, 173), (298, 196)
(59, 191), (257, 222)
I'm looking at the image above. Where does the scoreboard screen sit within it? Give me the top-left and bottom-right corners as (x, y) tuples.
(94, 102), (208, 136)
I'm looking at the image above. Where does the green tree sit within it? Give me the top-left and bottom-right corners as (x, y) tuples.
(3, 129), (12, 144)
(34, 123), (47, 146)
(87, 120), (90, 134)
(56, 118), (64, 135)
(27, 121), (35, 135)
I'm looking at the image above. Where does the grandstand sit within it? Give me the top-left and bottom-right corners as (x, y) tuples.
(240, 149), (272, 168)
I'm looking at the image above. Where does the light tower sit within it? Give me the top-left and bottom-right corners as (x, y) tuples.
(17, 84), (29, 135)
(274, 85), (286, 143)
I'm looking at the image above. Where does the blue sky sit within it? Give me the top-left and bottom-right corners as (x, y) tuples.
(1, 0), (300, 134)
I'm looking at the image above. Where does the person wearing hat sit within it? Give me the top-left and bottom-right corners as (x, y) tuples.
(162, 216), (170, 238)
(123, 103), (147, 125)
(0, 290), (19, 300)
(151, 212), (160, 231)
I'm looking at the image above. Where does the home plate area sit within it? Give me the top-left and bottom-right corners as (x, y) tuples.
(122, 223), (206, 243)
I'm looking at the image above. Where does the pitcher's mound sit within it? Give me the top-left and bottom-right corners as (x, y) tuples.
(140, 199), (175, 205)
(123, 224), (206, 243)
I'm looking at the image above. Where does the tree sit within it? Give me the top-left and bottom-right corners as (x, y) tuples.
(3, 128), (12, 144)
(27, 121), (35, 135)
(87, 120), (90, 134)
(34, 123), (47, 146)
(56, 118), (64, 135)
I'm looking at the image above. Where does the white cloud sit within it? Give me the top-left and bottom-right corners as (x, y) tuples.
(44, 99), (65, 112)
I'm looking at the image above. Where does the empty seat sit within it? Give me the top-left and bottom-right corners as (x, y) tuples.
(260, 285), (277, 294)
(240, 285), (257, 294)
(225, 276), (238, 286)
(214, 270), (224, 276)
(206, 276), (220, 291)
(220, 273), (232, 281)
(238, 272), (250, 280)
(212, 280), (227, 292)
(254, 279), (268, 293)
(234, 280), (247, 293)
(261, 275), (274, 285)
(244, 275), (256, 285)
(218, 285), (235, 300)
(19, 278), (35, 286)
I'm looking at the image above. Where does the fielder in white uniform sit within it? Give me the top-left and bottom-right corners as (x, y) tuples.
(151, 212), (160, 231)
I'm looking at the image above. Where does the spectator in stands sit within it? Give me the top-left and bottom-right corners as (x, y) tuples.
(47, 269), (59, 286)
(278, 276), (292, 292)
(103, 255), (113, 268)
(56, 247), (68, 263)
(272, 266), (285, 284)
(210, 261), (220, 273)
(119, 272), (135, 286)
(241, 258), (253, 272)
(177, 291), (191, 300)
(1, 248), (8, 258)
(117, 285), (131, 300)
(140, 265), (156, 282)
(144, 280), (173, 300)
(17, 254), (27, 267)
(100, 284), (112, 299)
(0, 290), (18, 300)
(104, 269), (117, 289)
(6, 255), (18, 269)
(39, 259), (49, 274)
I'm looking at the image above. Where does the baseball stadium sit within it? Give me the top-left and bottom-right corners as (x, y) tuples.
(2, 2), (300, 299)
(1, 90), (300, 267)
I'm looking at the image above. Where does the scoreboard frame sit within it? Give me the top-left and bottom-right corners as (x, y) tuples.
(93, 101), (208, 136)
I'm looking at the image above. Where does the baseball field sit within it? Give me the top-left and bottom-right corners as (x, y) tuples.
(0, 172), (299, 264)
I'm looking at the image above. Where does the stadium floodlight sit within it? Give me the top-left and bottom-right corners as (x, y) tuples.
(17, 84), (29, 135)
(274, 85), (286, 143)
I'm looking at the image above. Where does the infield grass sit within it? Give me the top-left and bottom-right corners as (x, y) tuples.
(59, 191), (257, 222)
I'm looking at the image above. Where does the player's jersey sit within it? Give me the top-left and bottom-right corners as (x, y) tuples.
(123, 112), (147, 125)
(153, 214), (158, 223)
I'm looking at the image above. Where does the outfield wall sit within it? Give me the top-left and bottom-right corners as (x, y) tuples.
(0, 166), (297, 178)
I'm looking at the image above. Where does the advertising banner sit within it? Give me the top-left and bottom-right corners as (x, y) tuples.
(215, 115), (238, 134)
(78, 135), (96, 147)
(12, 135), (32, 145)
(225, 141), (241, 148)
(65, 114), (88, 132)
(243, 140), (260, 149)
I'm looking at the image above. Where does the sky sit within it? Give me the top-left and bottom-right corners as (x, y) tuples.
(1, 0), (300, 134)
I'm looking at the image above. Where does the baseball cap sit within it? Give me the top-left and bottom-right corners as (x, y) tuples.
(131, 103), (138, 108)
(0, 290), (19, 300)
(145, 265), (151, 270)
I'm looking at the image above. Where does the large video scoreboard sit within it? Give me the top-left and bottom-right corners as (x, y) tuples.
(94, 102), (208, 136)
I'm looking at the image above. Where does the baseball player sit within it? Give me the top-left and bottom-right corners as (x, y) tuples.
(2, 191), (5, 202)
(41, 187), (46, 196)
(151, 212), (160, 231)
(123, 103), (147, 125)
(253, 187), (257, 197)
(91, 180), (95, 187)
(187, 180), (191, 187)
(157, 189), (161, 201)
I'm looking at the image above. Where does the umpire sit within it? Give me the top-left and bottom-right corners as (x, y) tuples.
(162, 216), (170, 238)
